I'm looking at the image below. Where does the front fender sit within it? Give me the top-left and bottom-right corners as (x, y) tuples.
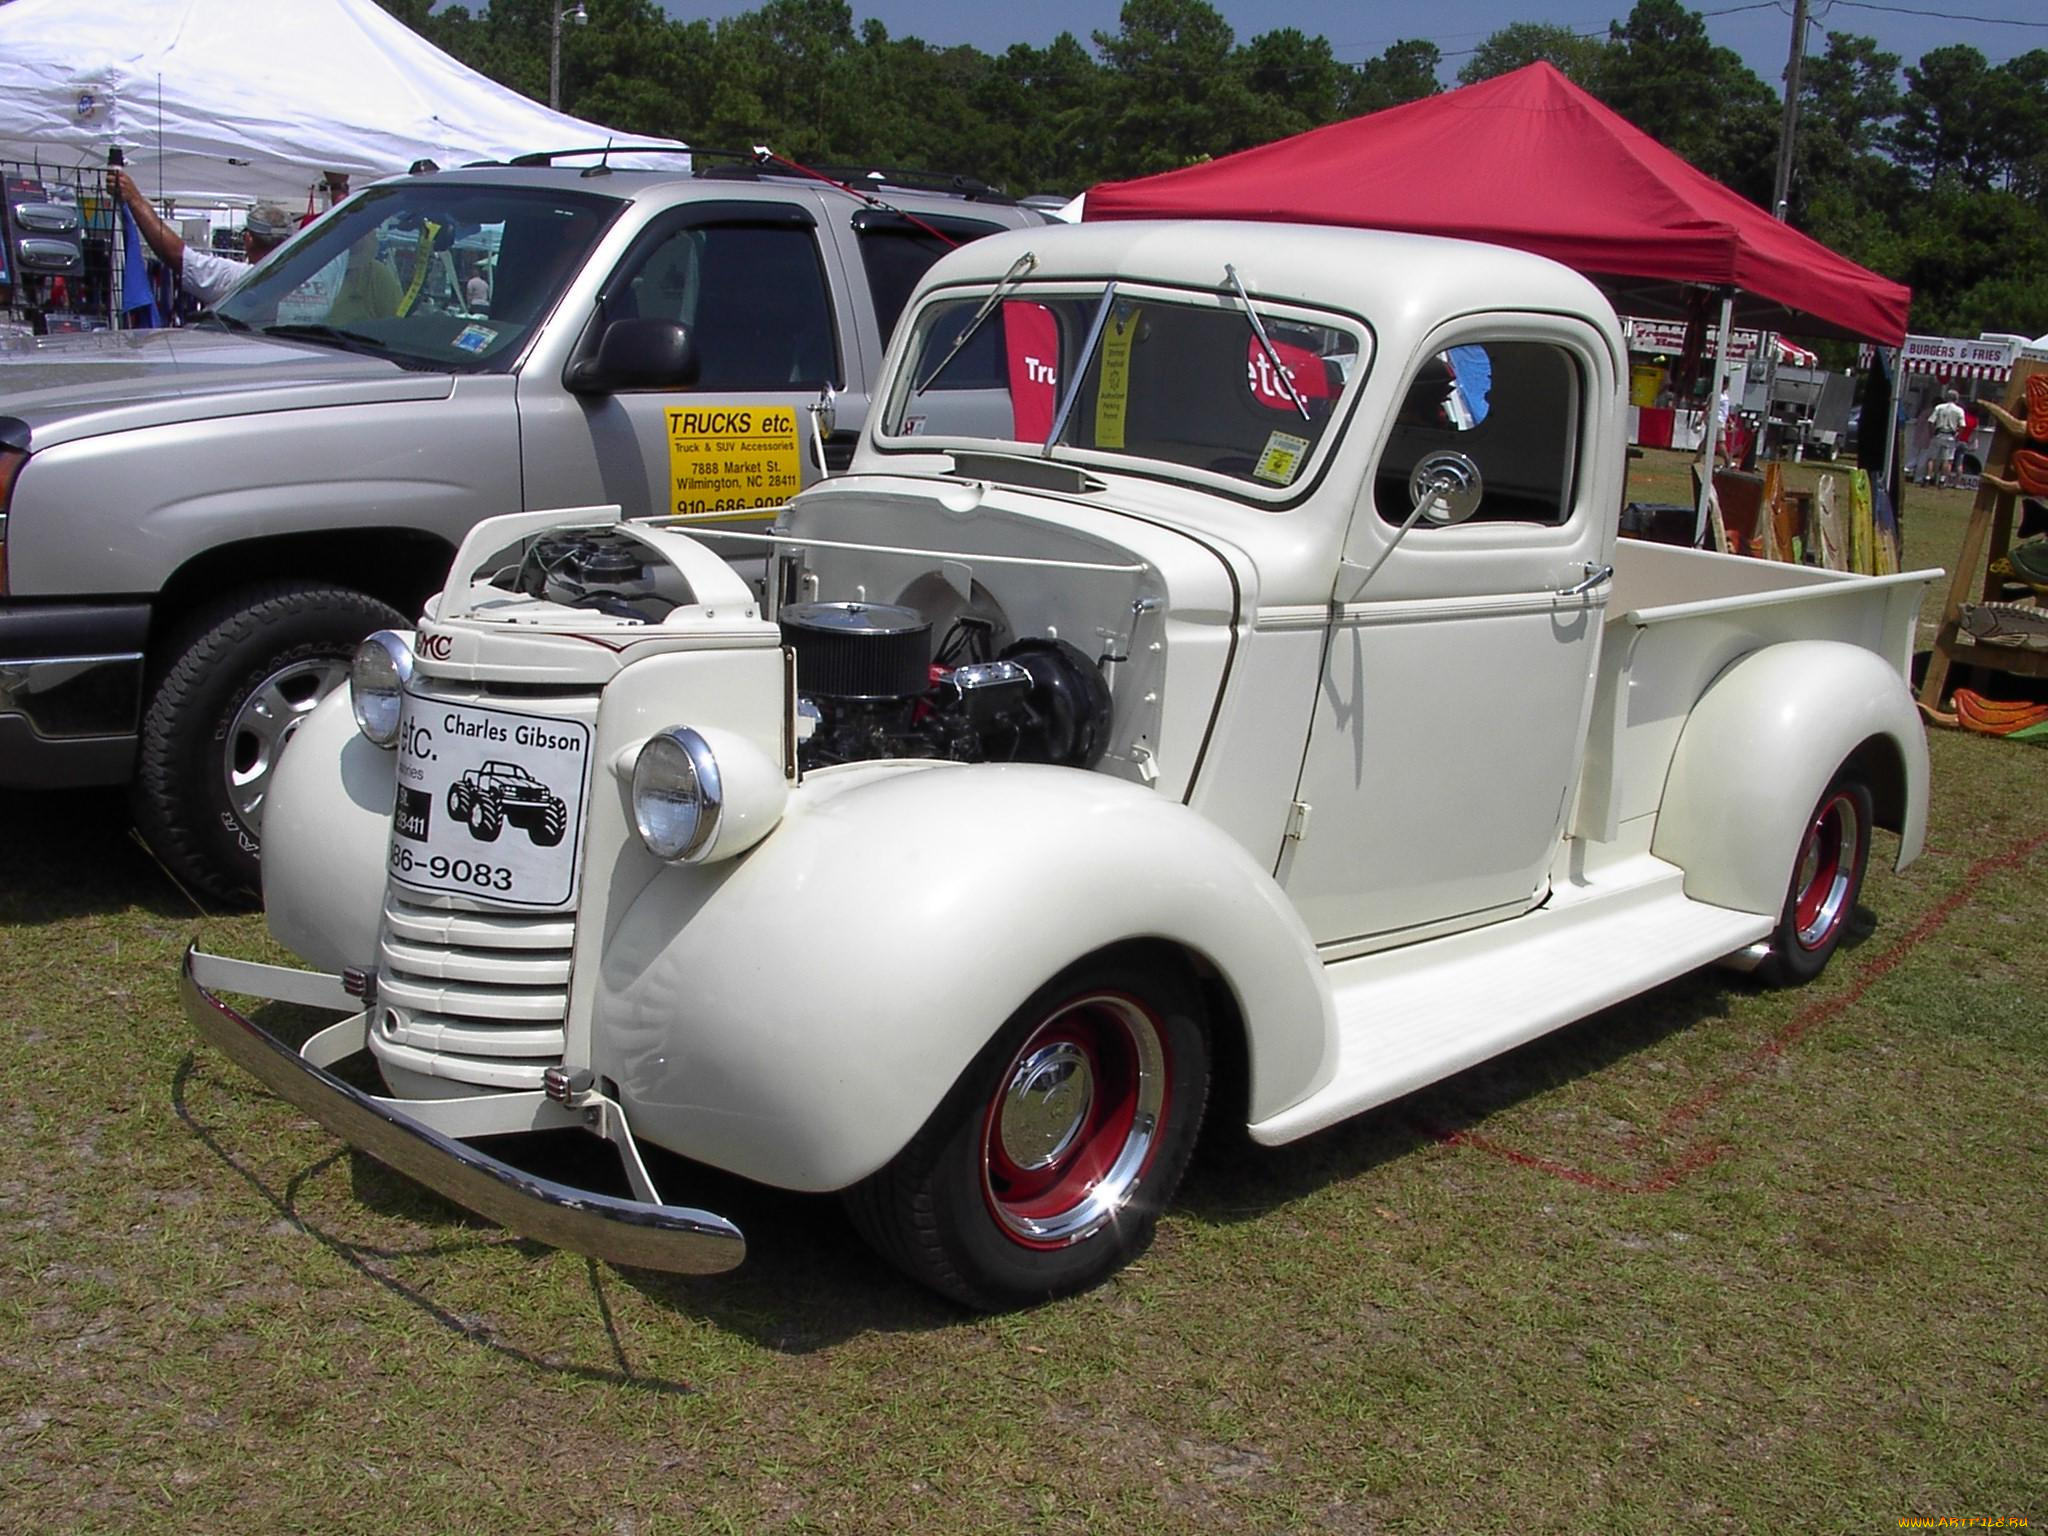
(1652, 640), (1929, 917)
(263, 684), (395, 972)
(595, 762), (1334, 1192)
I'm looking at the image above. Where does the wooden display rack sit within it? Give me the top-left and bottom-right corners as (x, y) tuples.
(1916, 357), (2048, 718)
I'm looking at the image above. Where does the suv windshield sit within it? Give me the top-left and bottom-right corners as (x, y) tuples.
(215, 182), (623, 372)
(881, 284), (1366, 496)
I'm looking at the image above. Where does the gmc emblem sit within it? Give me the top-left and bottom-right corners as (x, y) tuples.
(419, 634), (454, 661)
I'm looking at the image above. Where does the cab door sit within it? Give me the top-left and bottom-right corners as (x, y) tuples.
(518, 199), (849, 525)
(1277, 321), (1620, 951)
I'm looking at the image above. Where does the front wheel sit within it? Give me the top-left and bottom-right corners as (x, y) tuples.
(844, 955), (1210, 1310)
(133, 582), (405, 903)
(1755, 774), (1873, 987)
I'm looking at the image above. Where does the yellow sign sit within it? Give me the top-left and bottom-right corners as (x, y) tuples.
(1094, 306), (1141, 449)
(665, 405), (804, 516)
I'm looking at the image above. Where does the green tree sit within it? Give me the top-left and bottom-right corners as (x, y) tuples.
(1091, 0), (1260, 175)
(1237, 27), (1348, 137)
(1343, 40), (1442, 116)
(1896, 45), (2003, 190)
(1457, 22), (1607, 88)
(970, 35), (1106, 193)
(1787, 32), (1901, 225)
(1596, 0), (1777, 198)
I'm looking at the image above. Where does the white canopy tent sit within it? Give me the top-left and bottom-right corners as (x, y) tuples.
(0, 0), (686, 210)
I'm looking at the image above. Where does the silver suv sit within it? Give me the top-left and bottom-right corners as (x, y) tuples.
(0, 156), (1045, 898)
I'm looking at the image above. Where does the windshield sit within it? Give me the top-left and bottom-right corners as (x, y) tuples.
(214, 182), (623, 372)
(881, 283), (1366, 496)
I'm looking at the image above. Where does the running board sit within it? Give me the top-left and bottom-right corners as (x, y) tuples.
(1250, 858), (1772, 1145)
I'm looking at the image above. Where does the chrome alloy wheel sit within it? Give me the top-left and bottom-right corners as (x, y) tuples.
(222, 657), (350, 834)
(1791, 789), (1865, 950)
(980, 991), (1171, 1248)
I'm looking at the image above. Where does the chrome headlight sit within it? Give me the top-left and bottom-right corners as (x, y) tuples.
(632, 727), (721, 862)
(350, 630), (414, 747)
(630, 725), (786, 864)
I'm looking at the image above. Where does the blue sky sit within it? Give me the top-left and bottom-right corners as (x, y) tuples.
(655, 2), (2046, 86)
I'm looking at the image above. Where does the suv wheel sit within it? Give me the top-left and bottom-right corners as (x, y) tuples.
(133, 581), (405, 904)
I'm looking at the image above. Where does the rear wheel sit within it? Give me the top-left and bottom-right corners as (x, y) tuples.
(133, 582), (404, 904)
(1755, 774), (1873, 987)
(844, 955), (1209, 1310)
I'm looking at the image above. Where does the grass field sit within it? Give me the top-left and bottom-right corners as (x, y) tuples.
(2, 460), (2043, 1533)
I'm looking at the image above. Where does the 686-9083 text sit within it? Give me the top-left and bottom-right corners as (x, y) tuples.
(388, 845), (513, 891)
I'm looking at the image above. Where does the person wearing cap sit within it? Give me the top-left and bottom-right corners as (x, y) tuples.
(108, 168), (294, 308)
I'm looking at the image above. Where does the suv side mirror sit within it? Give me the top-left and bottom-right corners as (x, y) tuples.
(566, 318), (699, 394)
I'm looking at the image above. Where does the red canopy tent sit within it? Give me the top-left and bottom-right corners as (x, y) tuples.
(1084, 62), (1908, 348)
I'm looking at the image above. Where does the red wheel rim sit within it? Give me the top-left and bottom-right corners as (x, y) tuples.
(1791, 791), (1862, 950)
(980, 991), (1171, 1249)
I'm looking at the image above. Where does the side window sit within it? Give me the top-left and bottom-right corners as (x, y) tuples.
(604, 220), (840, 391)
(1375, 339), (1581, 526)
(853, 216), (1003, 343)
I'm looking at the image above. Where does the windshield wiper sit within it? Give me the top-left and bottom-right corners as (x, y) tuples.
(1043, 282), (1118, 457)
(1224, 263), (1310, 422)
(262, 322), (391, 356)
(915, 251), (1036, 395)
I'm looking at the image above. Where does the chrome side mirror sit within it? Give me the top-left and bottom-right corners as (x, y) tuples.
(809, 383), (838, 441)
(1408, 449), (1484, 525)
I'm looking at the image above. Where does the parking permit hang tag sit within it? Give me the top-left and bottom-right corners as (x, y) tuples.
(1094, 304), (1141, 449)
(1254, 430), (1312, 485)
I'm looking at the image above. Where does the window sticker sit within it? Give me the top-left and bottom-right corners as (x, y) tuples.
(1094, 304), (1141, 449)
(899, 415), (927, 435)
(452, 324), (497, 354)
(1254, 430), (1312, 485)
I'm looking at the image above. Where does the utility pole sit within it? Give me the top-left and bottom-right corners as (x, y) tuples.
(1761, 0), (1811, 465)
(1769, 0), (1810, 223)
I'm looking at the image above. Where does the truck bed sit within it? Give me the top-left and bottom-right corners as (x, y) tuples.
(1574, 541), (1939, 843)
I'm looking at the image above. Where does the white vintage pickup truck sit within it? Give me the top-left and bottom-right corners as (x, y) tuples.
(184, 221), (1935, 1309)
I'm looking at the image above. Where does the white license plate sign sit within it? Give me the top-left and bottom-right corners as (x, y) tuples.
(388, 693), (591, 907)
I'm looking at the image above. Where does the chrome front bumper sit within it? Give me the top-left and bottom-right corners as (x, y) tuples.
(181, 945), (746, 1276)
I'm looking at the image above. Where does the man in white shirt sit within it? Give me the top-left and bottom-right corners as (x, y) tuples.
(1923, 389), (1967, 489)
(109, 169), (292, 308)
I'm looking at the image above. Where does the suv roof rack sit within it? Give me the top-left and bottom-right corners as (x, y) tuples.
(696, 157), (1013, 204)
(486, 145), (1015, 204)
(504, 145), (698, 166)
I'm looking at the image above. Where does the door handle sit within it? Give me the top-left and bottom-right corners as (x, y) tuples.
(1556, 562), (1613, 597)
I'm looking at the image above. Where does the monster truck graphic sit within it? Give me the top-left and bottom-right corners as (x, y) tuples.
(446, 760), (568, 847)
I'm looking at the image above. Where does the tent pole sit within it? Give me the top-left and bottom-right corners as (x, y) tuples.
(1694, 289), (1736, 544)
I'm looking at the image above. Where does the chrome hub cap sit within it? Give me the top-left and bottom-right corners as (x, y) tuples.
(981, 992), (1170, 1249)
(997, 1043), (1094, 1171)
(223, 658), (350, 834)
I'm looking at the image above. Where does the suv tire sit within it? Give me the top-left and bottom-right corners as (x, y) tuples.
(133, 581), (405, 904)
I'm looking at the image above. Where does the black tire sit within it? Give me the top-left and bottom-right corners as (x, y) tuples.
(1754, 773), (1874, 987)
(468, 792), (504, 842)
(447, 781), (474, 820)
(133, 581), (405, 904)
(532, 797), (567, 847)
(843, 955), (1210, 1310)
